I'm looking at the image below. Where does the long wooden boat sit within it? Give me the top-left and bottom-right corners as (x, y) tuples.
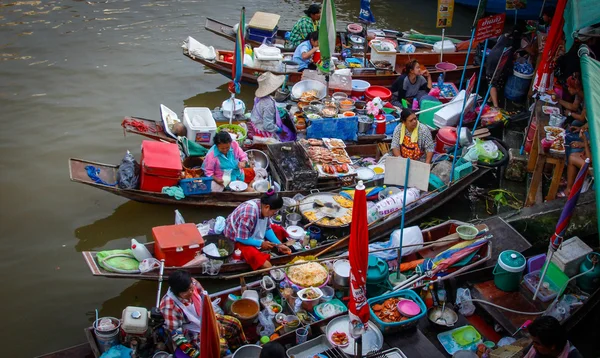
(186, 48), (480, 87)
(204, 17), (474, 68)
(81, 165), (490, 281)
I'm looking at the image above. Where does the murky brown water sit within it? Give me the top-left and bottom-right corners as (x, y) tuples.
(0, 0), (473, 355)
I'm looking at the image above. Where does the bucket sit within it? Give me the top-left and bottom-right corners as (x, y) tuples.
(93, 317), (121, 353)
(435, 127), (458, 154)
(182, 157), (204, 178)
(504, 72), (533, 102)
(493, 250), (526, 292)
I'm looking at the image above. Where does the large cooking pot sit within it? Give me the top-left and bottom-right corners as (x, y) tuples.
(230, 298), (259, 324)
(333, 259), (350, 287)
(232, 344), (262, 358)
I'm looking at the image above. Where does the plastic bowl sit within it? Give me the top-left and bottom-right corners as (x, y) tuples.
(343, 111), (356, 117)
(456, 225), (479, 240)
(320, 286), (335, 302)
(397, 299), (421, 317)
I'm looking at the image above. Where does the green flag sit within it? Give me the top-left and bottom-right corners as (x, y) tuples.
(318, 0), (337, 74)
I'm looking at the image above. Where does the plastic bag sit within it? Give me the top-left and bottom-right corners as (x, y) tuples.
(175, 210), (185, 225)
(214, 216), (226, 234)
(183, 253), (209, 268)
(474, 138), (500, 161)
(183, 36), (216, 60)
(368, 226), (423, 261)
(212, 298), (224, 315)
(117, 151), (140, 189)
(258, 309), (276, 337)
(455, 288), (476, 316)
(139, 258), (161, 273)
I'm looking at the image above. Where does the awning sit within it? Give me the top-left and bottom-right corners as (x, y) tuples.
(579, 52), (600, 239)
(563, 0), (600, 51)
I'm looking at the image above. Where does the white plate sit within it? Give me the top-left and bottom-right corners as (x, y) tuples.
(229, 180), (248, 192)
(356, 167), (375, 180)
(328, 332), (350, 348)
(368, 164), (385, 175)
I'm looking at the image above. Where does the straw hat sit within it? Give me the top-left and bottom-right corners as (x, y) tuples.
(255, 72), (285, 98)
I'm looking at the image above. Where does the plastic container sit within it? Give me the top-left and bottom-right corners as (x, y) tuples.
(522, 270), (560, 302)
(550, 236), (593, 277)
(366, 255), (392, 298)
(179, 177), (213, 196)
(527, 254), (546, 273)
(453, 158), (473, 181)
(183, 107), (217, 145)
(298, 287), (323, 311)
(367, 290), (427, 333)
(93, 317), (121, 353)
(131, 239), (153, 262)
(152, 223), (205, 266)
(433, 40), (456, 53)
(313, 298), (348, 320)
(140, 141), (182, 193)
(370, 44), (397, 70)
(320, 286), (335, 302)
(435, 127), (458, 154)
(351, 79), (371, 98)
(493, 250), (526, 292)
(419, 99), (442, 128)
(385, 114), (399, 135)
(375, 117), (387, 135)
(365, 86), (392, 101)
(121, 306), (148, 335)
(504, 74), (532, 102)
(248, 26), (278, 38)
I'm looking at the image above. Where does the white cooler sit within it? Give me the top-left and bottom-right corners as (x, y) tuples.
(434, 90), (476, 128)
(183, 107), (217, 145)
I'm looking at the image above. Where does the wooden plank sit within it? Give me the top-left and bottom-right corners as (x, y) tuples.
(526, 152), (545, 206)
(471, 281), (541, 335)
(545, 156), (565, 201)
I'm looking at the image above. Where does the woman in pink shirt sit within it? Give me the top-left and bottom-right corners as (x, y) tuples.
(202, 132), (251, 192)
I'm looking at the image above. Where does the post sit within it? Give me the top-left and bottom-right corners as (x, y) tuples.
(459, 27), (476, 91)
(155, 259), (165, 308)
(470, 83), (493, 135)
(471, 38), (489, 135)
(449, 86), (472, 182)
(396, 159), (411, 277)
(440, 28), (445, 63)
(533, 248), (554, 301)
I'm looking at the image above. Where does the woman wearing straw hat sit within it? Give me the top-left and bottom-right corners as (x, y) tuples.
(249, 72), (296, 142)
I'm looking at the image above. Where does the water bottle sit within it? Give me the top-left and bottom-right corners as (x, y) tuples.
(437, 73), (444, 88)
(131, 239), (153, 262)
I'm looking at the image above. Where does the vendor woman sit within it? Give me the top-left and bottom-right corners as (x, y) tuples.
(391, 109), (435, 164)
(224, 189), (292, 270)
(249, 72), (296, 142)
(202, 131), (254, 192)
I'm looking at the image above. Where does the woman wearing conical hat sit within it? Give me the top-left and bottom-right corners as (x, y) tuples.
(249, 72), (296, 142)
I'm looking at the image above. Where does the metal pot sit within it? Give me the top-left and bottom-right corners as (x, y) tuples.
(459, 127), (473, 147)
(358, 115), (373, 134)
(231, 344), (262, 358)
(333, 259), (351, 287)
(427, 305), (458, 329)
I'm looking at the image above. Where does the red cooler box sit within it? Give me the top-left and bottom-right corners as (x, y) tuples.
(140, 140), (182, 192)
(153, 223), (204, 266)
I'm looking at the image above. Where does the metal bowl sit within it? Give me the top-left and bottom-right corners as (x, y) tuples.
(246, 149), (269, 170)
(291, 80), (327, 101)
(202, 235), (235, 261)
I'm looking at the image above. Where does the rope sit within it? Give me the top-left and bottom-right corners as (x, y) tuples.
(122, 118), (158, 133)
(85, 165), (117, 186)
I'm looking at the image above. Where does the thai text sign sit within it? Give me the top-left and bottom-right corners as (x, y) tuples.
(474, 14), (506, 43)
(436, 0), (455, 28)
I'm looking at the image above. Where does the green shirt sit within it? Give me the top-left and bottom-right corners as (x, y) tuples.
(289, 16), (318, 47)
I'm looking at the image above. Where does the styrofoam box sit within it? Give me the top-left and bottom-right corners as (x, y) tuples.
(434, 90), (476, 128)
(551, 236), (592, 277)
(183, 107), (217, 145)
(370, 46), (397, 70)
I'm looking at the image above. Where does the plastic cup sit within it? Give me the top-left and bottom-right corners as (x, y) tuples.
(296, 327), (309, 344)
(310, 239), (317, 248)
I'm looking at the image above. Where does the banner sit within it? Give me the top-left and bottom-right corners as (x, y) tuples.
(506, 0), (527, 10)
(359, 0), (376, 23)
(474, 13), (506, 43)
(436, 0), (455, 28)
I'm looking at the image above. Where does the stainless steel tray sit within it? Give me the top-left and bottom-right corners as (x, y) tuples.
(325, 315), (384, 356)
(286, 334), (333, 358)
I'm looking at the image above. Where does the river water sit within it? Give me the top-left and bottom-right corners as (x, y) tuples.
(0, 1), (474, 355)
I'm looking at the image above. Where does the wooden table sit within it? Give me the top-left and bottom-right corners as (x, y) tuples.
(525, 100), (566, 206)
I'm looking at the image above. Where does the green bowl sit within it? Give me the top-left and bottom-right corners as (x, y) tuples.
(456, 225), (479, 240)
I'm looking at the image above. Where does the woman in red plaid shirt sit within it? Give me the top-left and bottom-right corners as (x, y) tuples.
(159, 270), (247, 357)
(224, 189), (292, 270)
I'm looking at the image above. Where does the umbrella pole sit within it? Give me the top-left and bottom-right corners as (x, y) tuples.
(355, 335), (362, 358)
(155, 259), (165, 308)
(229, 92), (235, 125)
(533, 247), (554, 301)
(395, 159), (411, 278)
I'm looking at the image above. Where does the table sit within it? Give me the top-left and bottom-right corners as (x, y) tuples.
(525, 100), (566, 206)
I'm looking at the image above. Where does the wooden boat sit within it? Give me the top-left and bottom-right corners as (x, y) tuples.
(186, 48), (480, 87)
(204, 17), (475, 68)
(35, 343), (94, 358)
(81, 165), (489, 281)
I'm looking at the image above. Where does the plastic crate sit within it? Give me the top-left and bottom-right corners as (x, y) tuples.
(179, 177), (212, 195)
(248, 26), (278, 37)
(453, 158), (473, 181)
(367, 290), (426, 334)
(248, 33), (276, 44)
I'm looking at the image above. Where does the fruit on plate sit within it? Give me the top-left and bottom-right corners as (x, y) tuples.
(331, 331), (349, 345)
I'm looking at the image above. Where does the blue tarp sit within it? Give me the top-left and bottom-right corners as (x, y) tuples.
(307, 116), (358, 141)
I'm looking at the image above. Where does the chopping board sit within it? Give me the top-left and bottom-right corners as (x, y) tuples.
(248, 12), (280, 31)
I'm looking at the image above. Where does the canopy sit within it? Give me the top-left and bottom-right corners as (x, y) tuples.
(580, 54), (600, 240)
(563, 0), (600, 51)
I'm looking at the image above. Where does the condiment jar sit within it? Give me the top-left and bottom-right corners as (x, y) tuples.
(233, 249), (242, 261)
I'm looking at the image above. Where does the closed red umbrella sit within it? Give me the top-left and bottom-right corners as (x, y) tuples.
(196, 288), (220, 358)
(348, 180), (371, 354)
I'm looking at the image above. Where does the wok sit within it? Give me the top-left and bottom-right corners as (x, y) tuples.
(291, 80), (327, 101)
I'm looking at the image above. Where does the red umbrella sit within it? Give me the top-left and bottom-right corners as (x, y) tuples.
(195, 288), (220, 358)
(532, 0), (568, 93)
(348, 180), (371, 353)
